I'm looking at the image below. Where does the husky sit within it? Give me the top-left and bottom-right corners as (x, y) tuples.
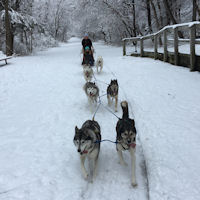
(74, 120), (101, 181)
(107, 79), (118, 112)
(96, 56), (103, 73)
(84, 82), (99, 110)
(83, 65), (93, 82)
(116, 101), (137, 187)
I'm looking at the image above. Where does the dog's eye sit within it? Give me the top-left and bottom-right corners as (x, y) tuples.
(81, 141), (85, 144)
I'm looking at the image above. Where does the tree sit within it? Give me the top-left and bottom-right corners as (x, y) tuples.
(5, 0), (13, 55)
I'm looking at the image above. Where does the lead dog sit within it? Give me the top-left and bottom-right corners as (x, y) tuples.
(107, 79), (118, 112)
(74, 120), (101, 181)
(116, 101), (137, 187)
(96, 56), (103, 73)
(84, 82), (99, 110)
(83, 65), (93, 82)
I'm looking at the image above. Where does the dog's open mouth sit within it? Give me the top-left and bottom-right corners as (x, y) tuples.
(80, 150), (88, 155)
(128, 143), (136, 148)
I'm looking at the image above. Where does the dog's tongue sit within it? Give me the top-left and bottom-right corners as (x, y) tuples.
(82, 150), (88, 154)
(129, 143), (136, 148)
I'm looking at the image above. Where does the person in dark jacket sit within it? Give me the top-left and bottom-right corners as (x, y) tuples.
(83, 46), (94, 66)
(82, 34), (94, 66)
(82, 33), (93, 50)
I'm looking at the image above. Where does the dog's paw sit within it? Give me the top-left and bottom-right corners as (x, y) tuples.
(131, 182), (137, 188)
(83, 173), (89, 180)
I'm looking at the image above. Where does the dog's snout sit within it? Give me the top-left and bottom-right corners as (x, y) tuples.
(78, 149), (81, 153)
(127, 139), (131, 144)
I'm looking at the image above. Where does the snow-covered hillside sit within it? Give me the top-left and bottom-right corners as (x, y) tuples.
(0, 38), (200, 200)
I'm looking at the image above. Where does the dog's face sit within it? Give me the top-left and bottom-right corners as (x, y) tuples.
(121, 130), (136, 145)
(86, 84), (98, 97)
(84, 66), (92, 77)
(74, 126), (92, 154)
(110, 80), (118, 96)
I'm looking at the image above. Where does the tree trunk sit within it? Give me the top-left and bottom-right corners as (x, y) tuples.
(132, 0), (136, 37)
(163, 0), (184, 38)
(146, 0), (152, 34)
(150, 0), (162, 45)
(5, 0), (13, 56)
(193, 0), (197, 21)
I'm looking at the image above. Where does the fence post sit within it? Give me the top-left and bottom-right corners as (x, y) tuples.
(163, 29), (168, 62)
(174, 27), (179, 65)
(123, 40), (126, 56)
(140, 38), (144, 57)
(154, 34), (158, 59)
(190, 24), (196, 71)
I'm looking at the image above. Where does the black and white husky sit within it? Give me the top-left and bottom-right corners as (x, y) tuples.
(84, 82), (99, 110)
(74, 120), (101, 181)
(116, 101), (137, 187)
(83, 65), (93, 82)
(107, 79), (118, 112)
(96, 56), (103, 73)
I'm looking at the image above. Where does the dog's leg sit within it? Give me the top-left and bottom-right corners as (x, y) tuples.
(93, 156), (98, 180)
(107, 95), (111, 106)
(100, 65), (102, 72)
(80, 155), (88, 179)
(115, 95), (118, 112)
(130, 148), (137, 187)
(96, 65), (98, 73)
(88, 98), (93, 113)
(117, 149), (127, 166)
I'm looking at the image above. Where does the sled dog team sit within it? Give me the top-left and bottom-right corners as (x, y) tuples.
(74, 54), (137, 187)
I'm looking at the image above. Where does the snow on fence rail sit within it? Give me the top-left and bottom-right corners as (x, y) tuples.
(122, 21), (200, 72)
(0, 56), (13, 65)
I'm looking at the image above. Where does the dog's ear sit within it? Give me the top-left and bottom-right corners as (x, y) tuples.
(75, 126), (79, 132)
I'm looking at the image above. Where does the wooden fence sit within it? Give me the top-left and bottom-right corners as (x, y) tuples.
(122, 22), (200, 72)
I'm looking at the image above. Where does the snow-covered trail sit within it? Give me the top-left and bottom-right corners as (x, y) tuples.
(1, 38), (200, 200)
(0, 38), (147, 200)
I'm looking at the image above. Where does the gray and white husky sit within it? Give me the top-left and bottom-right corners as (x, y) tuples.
(107, 79), (118, 112)
(74, 120), (101, 181)
(83, 65), (93, 82)
(83, 82), (99, 110)
(116, 101), (137, 187)
(96, 56), (103, 73)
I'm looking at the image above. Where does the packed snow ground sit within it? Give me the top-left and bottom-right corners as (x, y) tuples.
(0, 38), (200, 200)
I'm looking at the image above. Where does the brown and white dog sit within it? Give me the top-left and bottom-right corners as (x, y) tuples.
(107, 79), (118, 112)
(116, 101), (137, 187)
(83, 65), (93, 82)
(96, 56), (103, 73)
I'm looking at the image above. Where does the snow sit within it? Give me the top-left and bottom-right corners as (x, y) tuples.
(123, 21), (200, 41)
(0, 38), (200, 200)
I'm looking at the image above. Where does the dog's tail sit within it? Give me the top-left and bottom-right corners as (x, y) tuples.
(121, 101), (129, 119)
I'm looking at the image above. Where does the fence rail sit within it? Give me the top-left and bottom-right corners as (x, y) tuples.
(122, 21), (200, 72)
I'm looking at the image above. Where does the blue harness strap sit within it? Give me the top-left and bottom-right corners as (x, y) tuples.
(94, 139), (118, 144)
